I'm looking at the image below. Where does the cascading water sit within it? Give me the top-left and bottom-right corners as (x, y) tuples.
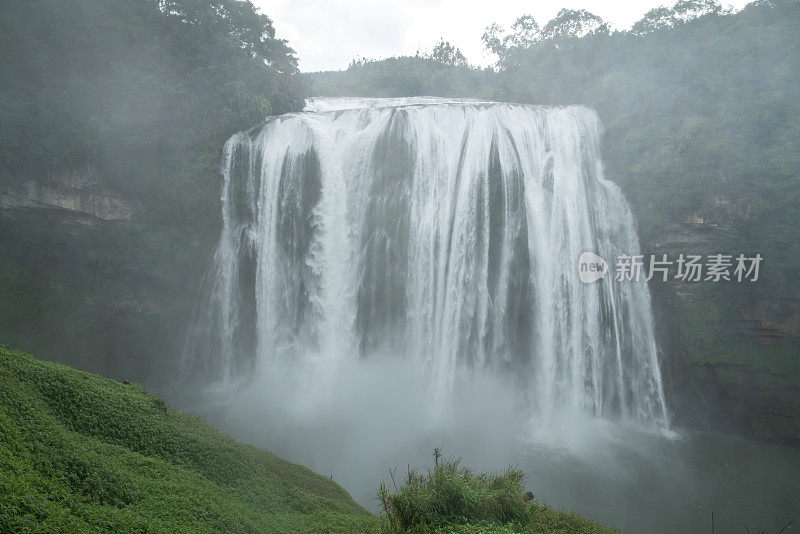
(184, 97), (669, 431)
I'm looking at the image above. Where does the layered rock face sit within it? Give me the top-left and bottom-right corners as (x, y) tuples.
(0, 167), (136, 222)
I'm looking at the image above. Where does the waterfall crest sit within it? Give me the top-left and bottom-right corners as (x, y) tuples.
(184, 97), (669, 430)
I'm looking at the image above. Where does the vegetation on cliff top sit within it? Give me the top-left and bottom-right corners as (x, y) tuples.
(0, 0), (305, 231)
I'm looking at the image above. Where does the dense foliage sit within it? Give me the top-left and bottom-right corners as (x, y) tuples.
(307, 57), (494, 100)
(378, 450), (613, 534)
(0, 0), (304, 230)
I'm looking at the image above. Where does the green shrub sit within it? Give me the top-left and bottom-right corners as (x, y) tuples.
(379, 449), (533, 531)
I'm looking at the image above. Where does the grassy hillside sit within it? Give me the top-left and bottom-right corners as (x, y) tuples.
(0, 348), (614, 533)
(0, 347), (373, 533)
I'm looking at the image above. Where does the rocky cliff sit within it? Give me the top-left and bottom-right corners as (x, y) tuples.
(645, 213), (800, 443)
(0, 167), (136, 223)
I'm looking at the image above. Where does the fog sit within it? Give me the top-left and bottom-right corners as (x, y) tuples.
(174, 353), (799, 533)
(186, 356), (525, 503)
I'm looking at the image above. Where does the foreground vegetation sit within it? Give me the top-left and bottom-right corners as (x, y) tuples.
(0, 347), (372, 533)
(0, 348), (612, 533)
(379, 449), (613, 534)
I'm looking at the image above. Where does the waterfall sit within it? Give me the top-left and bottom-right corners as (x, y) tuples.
(184, 97), (669, 430)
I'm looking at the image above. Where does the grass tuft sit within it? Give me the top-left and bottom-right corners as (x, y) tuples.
(379, 449), (531, 531)
(378, 449), (614, 533)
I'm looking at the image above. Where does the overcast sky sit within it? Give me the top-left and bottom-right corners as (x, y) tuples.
(255, 0), (751, 72)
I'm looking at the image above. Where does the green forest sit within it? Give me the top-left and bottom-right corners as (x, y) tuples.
(1, 0), (304, 228)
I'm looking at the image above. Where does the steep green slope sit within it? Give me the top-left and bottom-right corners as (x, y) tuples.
(0, 347), (373, 533)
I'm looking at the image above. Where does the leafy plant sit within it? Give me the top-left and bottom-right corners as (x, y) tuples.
(379, 448), (533, 531)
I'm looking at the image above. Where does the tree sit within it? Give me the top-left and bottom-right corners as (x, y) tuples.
(632, 0), (724, 36)
(541, 9), (609, 44)
(672, 0), (723, 21)
(508, 15), (541, 48)
(481, 23), (506, 57)
(631, 7), (678, 35)
(428, 40), (468, 67)
(153, 0), (298, 73)
(482, 16), (542, 68)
